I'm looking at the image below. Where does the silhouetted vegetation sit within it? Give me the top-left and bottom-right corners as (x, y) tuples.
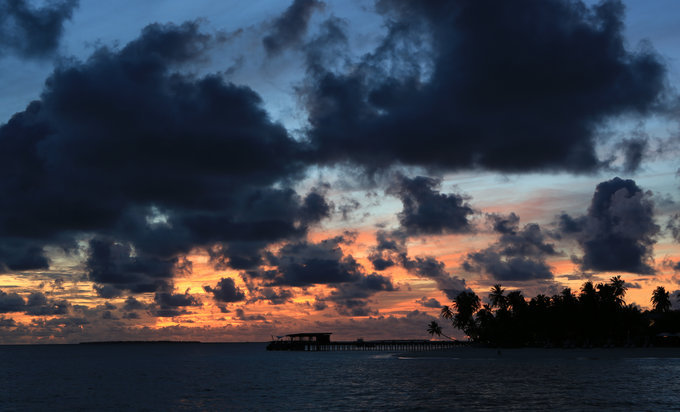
(435, 277), (680, 347)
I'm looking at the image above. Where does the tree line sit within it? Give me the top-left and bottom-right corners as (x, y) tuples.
(427, 276), (680, 347)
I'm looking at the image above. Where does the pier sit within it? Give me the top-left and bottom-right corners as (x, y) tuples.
(266, 333), (461, 351)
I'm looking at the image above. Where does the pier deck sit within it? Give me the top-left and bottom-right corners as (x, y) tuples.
(266, 339), (461, 351)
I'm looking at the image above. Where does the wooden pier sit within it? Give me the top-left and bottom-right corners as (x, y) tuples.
(266, 333), (460, 351)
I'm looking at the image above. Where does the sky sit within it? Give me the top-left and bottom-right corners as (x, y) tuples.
(0, 0), (679, 344)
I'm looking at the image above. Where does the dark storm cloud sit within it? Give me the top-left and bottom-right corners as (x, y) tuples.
(368, 230), (405, 271)
(204, 277), (246, 303)
(330, 273), (395, 299)
(370, 256), (394, 271)
(560, 177), (659, 274)
(488, 212), (521, 235)
(328, 272), (395, 316)
(244, 234), (397, 313)
(331, 299), (376, 317)
(87, 238), (177, 295)
(123, 296), (145, 311)
(0, 289), (69, 315)
(92, 284), (122, 299)
(233, 308), (266, 322)
(299, 190), (332, 225)
(389, 176), (475, 236)
(303, 0), (667, 173)
(0, 21), (331, 292)
(463, 215), (558, 281)
(668, 214), (680, 243)
(24, 291), (69, 315)
(263, 0), (324, 56)
(464, 251), (554, 282)
(250, 236), (361, 287)
(415, 297), (441, 308)
(249, 287), (294, 305)
(312, 297), (327, 311)
(0, 289), (25, 312)
(0, 0), (78, 59)
(0, 241), (49, 272)
(367, 230), (469, 300)
(619, 137), (648, 173)
(401, 255), (469, 300)
(557, 212), (586, 234)
(151, 290), (201, 317)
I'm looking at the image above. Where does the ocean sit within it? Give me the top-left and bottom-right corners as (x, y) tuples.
(1, 343), (679, 411)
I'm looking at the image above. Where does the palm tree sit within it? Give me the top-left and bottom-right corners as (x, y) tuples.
(609, 275), (627, 307)
(427, 320), (442, 338)
(559, 287), (576, 305)
(579, 281), (598, 307)
(441, 305), (454, 320)
(651, 286), (671, 313)
(451, 291), (481, 339)
(426, 320), (455, 340)
(489, 284), (507, 310)
(506, 290), (527, 314)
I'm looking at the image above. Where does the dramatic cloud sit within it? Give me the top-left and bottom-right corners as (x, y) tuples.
(24, 291), (69, 316)
(463, 214), (558, 281)
(0, 289), (25, 313)
(557, 212), (587, 235)
(204, 277), (246, 303)
(328, 272), (396, 316)
(618, 137), (648, 173)
(0, 21), (330, 293)
(303, 0), (667, 173)
(389, 176), (475, 236)
(668, 214), (680, 243)
(368, 230), (405, 271)
(123, 296), (145, 311)
(152, 290), (201, 317)
(250, 236), (361, 287)
(263, 0), (324, 56)
(0, 0), (78, 58)
(0, 240), (49, 273)
(402, 255), (469, 300)
(0, 289), (69, 315)
(87, 238), (178, 296)
(415, 297), (441, 309)
(233, 308), (266, 322)
(251, 287), (294, 305)
(561, 177), (659, 274)
(0, 0), (677, 344)
(244, 234), (397, 314)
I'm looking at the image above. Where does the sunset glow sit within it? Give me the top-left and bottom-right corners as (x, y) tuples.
(0, 0), (679, 345)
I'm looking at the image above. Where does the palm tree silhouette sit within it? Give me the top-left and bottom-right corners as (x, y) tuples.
(507, 290), (527, 313)
(441, 305), (454, 320)
(651, 286), (671, 313)
(427, 320), (442, 337)
(609, 276), (627, 307)
(427, 320), (455, 340)
(451, 291), (481, 339)
(489, 284), (507, 310)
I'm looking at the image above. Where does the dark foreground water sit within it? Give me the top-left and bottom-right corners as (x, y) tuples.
(1, 343), (680, 411)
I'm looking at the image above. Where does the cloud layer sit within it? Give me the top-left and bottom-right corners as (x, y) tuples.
(303, 0), (666, 172)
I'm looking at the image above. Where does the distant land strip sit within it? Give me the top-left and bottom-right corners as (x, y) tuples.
(79, 340), (201, 344)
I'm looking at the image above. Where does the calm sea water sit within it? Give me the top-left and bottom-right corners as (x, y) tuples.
(1, 343), (679, 411)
